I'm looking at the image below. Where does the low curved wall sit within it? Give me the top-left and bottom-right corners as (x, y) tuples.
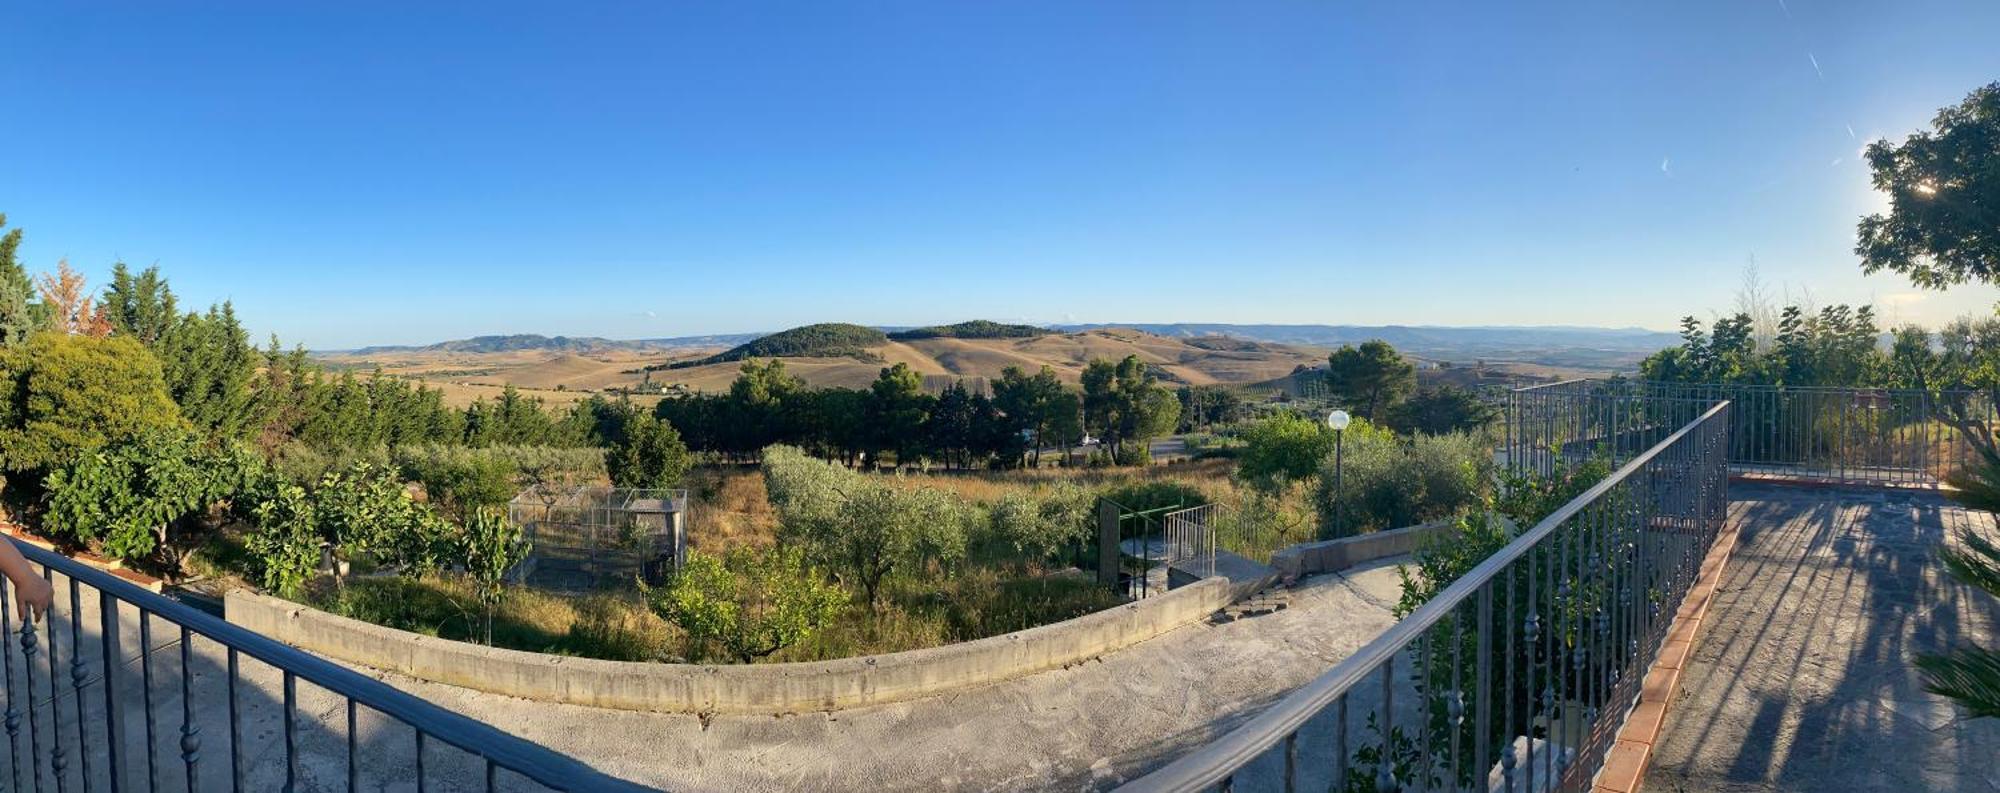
(225, 576), (1235, 714)
(1268, 519), (1456, 580)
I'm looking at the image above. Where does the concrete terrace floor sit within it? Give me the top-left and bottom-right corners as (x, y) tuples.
(1646, 484), (2000, 792)
(376, 558), (1410, 792)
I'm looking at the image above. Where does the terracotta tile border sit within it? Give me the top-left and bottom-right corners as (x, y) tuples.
(1591, 520), (1740, 793)
(1, 522), (165, 593)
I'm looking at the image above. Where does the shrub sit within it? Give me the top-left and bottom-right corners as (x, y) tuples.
(763, 444), (973, 607)
(0, 332), (186, 476)
(239, 462), (458, 596)
(1236, 412), (1337, 490)
(645, 546), (847, 663)
(1312, 429), (1491, 537)
(988, 480), (1094, 561)
(43, 430), (258, 570)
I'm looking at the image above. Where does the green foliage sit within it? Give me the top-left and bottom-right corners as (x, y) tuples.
(762, 444), (971, 606)
(1236, 412), (1337, 491)
(987, 480), (1093, 561)
(1641, 306), (1881, 387)
(667, 323), (887, 369)
(463, 386), (582, 447)
(0, 214), (44, 348)
(1325, 340), (1415, 422)
(1081, 355), (1181, 464)
(0, 332), (188, 475)
(1176, 385), (1246, 432)
(1388, 386), (1499, 436)
(886, 320), (1049, 340)
(1312, 424), (1491, 538)
(459, 506), (531, 645)
(43, 431), (258, 568)
(393, 443), (520, 518)
(1928, 458), (2000, 718)
(99, 264), (260, 441)
(592, 403), (692, 489)
(239, 462), (457, 595)
(1856, 82), (2000, 289)
(645, 547), (847, 663)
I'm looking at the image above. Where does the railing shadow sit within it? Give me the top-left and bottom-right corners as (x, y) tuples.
(0, 556), (647, 792)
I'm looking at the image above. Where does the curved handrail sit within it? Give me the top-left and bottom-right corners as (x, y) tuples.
(8, 538), (655, 792)
(1118, 400), (1731, 792)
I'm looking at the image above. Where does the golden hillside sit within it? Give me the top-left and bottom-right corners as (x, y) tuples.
(316, 328), (1328, 405)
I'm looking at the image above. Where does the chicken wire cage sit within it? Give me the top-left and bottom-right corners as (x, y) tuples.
(506, 486), (689, 591)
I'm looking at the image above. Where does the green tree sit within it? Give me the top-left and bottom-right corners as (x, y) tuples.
(1081, 356), (1180, 465)
(867, 362), (932, 466)
(1325, 341), (1415, 422)
(0, 214), (46, 347)
(993, 365), (1072, 467)
(0, 332), (188, 476)
(1388, 386), (1500, 436)
(988, 480), (1094, 561)
(459, 506), (531, 645)
(606, 411), (692, 489)
(646, 547), (847, 663)
(1856, 82), (2000, 289)
(1237, 412), (1337, 491)
(820, 482), (969, 607)
(100, 264), (262, 440)
(43, 430), (257, 571)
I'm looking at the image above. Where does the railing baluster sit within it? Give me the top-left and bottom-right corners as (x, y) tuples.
(99, 589), (127, 793)
(2, 575), (22, 793)
(139, 611), (157, 791)
(44, 568), (68, 793)
(348, 699), (359, 793)
(283, 671), (297, 793)
(179, 626), (199, 791)
(68, 578), (90, 793)
(228, 648), (241, 793)
(22, 580), (45, 793)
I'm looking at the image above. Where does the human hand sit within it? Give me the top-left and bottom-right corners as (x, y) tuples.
(12, 572), (52, 623)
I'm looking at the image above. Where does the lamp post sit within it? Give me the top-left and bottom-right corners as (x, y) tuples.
(1327, 409), (1351, 537)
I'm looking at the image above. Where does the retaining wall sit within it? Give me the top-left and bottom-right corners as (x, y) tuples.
(1268, 519), (1456, 580)
(225, 576), (1236, 714)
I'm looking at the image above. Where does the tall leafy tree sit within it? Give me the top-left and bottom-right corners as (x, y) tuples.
(0, 214), (44, 347)
(1325, 340), (1415, 422)
(1856, 82), (2000, 289)
(867, 362), (932, 466)
(1080, 355), (1180, 464)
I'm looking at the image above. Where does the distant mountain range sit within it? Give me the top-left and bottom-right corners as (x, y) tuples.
(347, 333), (763, 356)
(335, 323), (1679, 371)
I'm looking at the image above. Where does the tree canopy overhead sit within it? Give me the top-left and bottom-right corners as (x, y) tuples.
(1856, 82), (2000, 289)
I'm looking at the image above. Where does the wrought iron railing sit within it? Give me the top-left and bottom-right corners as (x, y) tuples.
(1506, 379), (1992, 487)
(0, 540), (650, 793)
(1120, 400), (1731, 792)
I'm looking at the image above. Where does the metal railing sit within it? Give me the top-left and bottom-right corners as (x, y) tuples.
(1162, 504), (1220, 582)
(1506, 379), (1993, 487)
(1120, 401), (1732, 792)
(0, 539), (651, 793)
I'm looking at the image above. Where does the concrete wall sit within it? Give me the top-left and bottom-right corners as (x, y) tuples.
(1268, 520), (1456, 580)
(225, 576), (1236, 714)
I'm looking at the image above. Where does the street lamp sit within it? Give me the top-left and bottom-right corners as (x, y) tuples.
(1327, 410), (1351, 537)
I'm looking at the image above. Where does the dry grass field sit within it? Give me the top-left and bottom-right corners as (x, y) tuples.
(317, 328), (1331, 404)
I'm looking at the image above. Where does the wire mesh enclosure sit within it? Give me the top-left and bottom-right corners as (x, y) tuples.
(507, 487), (689, 591)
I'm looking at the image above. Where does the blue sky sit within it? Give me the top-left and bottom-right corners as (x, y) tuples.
(3, 1), (1998, 348)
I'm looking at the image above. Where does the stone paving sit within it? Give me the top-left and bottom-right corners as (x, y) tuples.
(1645, 484), (2000, 793)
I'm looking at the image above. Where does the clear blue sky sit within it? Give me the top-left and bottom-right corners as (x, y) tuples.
(3, 1), (1998, 349)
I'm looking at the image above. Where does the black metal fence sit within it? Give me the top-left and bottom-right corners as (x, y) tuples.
(0, 540), (650, 793)
(1506, 379), (1994, 487)
(1118, 401), (1732, 792)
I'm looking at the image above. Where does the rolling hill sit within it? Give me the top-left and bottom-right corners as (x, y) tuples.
(315, 320), (1669, 406)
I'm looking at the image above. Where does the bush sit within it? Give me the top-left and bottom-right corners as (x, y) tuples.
(43, 431), (258, 570)
(646, 546), (847, 663)
(1236, 412), (1337, 490)
(763, 444), (973, 607)
(239, 462), (457, 596)
(0, 332), (187, 476)
(987, 480), (1093, 561)
(1312, 429), (1491, 537)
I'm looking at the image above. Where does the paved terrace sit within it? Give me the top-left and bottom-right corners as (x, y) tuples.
(1646, 484), (2000, 793)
